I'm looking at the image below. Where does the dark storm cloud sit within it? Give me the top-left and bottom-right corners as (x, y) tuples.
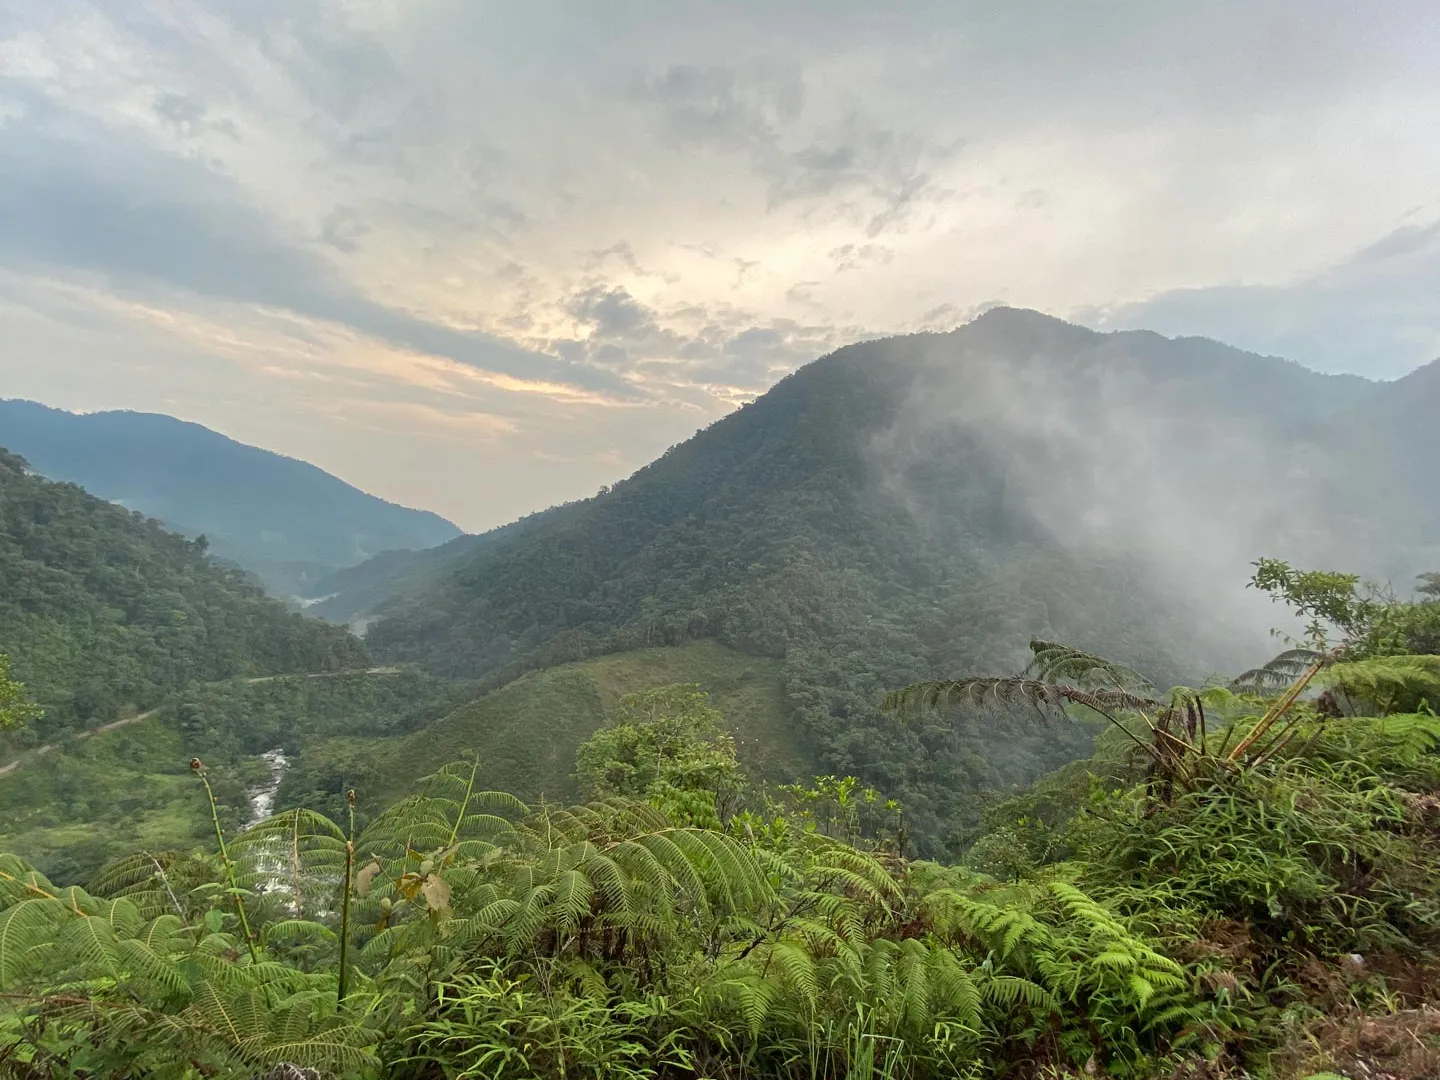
(0, 94), (636, 397)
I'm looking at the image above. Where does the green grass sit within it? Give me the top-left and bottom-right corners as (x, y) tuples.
(0, 717), (215, 881)
(361, 640), (813, 808)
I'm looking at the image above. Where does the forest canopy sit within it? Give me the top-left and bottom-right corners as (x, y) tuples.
(0, 449), (368, 744)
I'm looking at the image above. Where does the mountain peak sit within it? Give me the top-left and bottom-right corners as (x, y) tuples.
(958, 305), (1102, 350)
(967, 305), (1081, 329)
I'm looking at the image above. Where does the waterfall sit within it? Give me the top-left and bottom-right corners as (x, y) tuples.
(247, 748), (289, 826)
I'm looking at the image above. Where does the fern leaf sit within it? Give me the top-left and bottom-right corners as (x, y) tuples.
(0, 898), (64, 986)
(1027, 640), (1155, 692)
(884, 677), (1159, 723)
(1229, 648), (1327, 694)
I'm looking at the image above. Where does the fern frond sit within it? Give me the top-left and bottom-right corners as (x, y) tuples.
(982, 974), (1057, 1014)
(884, 677), (1159, 722)
(263, 920), (338, 948)
(765, 941), (820, 1010)
(0, 898), (65, 986)
(1027, 640), (1154, 692)
(1229, 648), (1327, 694)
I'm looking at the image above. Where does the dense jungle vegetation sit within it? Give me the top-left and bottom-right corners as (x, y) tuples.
(0, 561), (1437, 1078)
(0, 449), (368, 745)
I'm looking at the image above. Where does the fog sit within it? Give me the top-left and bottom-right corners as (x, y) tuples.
(869, 309), (1430, 675)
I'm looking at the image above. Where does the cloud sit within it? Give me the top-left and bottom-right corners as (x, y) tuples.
(1, 0), (1438, 530)
(152, 91), (238, 139)
(318, 206), (370, 254)
(635, 61), (958, 232)
(1084, 219), (1440, 378)
(829, 243), (894, 273)
(0, 92), (637, 399)
(566, 286), (653, 339)
(552, 280), (851, 393)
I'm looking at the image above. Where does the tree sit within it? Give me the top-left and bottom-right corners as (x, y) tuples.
(1419, 571), (1440, 601)
(1247, 556), (1370, 647)
(0, 654), (40, 731)
(574, 683), (746, 825)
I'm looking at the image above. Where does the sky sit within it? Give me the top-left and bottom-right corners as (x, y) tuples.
(1, 1), (1438, 532)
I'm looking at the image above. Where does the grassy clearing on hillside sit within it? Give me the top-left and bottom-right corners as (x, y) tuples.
(0, 718), (215, 880)
(317, 641), (812, 813)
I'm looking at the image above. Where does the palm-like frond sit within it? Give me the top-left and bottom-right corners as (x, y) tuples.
(1228, 648), (1327, 694)
(1026, 640), (1155, 692)
(883, 677), (1159, 723)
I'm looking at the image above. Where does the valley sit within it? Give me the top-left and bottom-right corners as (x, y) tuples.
(3, 312), (1437, 871)
(1, 310), (1437, 1077)
(2, 2), (1438, 1070)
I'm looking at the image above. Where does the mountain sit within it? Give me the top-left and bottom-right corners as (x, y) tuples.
(0, 401), (463, 596)
(349, 308), (1396, 668)
(315, 308), (1416, 848)
(1316, 356), (1440, 574)
(0, 448), (368, 743)
(306, 510), (564, 627)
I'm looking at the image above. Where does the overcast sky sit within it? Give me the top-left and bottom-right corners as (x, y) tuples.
(1, 1), (1437, 531)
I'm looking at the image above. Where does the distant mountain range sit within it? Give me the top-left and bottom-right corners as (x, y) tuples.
(0, 401), (463, 595)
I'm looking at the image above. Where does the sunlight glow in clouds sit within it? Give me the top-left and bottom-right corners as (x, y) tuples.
(1, 0), (1437, 528)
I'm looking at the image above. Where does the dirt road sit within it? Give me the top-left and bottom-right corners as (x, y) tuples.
(0, 706), (161, 777)
(0, 667), (405, 777)
(242, 666), (401, 685)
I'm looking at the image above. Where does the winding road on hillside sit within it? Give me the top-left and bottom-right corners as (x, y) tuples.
(0, 667), (403, 778)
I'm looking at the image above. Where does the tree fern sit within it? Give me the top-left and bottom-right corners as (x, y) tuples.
(1315, 655), (1440, 715)
(1027, 640), (1155, 693)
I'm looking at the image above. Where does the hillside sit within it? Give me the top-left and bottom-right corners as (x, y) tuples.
(280, 641), (813, 817)
(326, 308), (1414, 848)
(279, 638), (1095, 856)
(346, 311), (1391, 657)
(0, 400), (463, 595)
(0, 667), (461, 881)
(1316, 357), (1440, 574)
(0, 448), (368, 744)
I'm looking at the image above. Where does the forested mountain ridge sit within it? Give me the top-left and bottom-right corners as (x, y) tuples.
(307, 507), (567, 626)
(337, 308), (1418, 843)
(349, 308), (1389, 661)
(0, 400), (463, 596)
(0, 448), (368, 744)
